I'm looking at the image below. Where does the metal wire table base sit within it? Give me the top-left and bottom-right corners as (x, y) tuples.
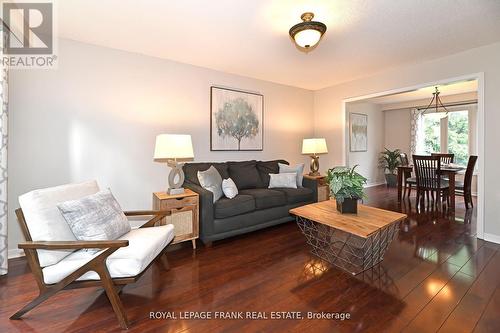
(296, 216), (400, 275)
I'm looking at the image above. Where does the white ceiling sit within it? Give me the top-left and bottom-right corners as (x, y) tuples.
(366, 80), (478, 104)
(58, 0), (500, 90)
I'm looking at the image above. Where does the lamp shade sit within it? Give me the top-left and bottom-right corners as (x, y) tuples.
(154, 134), (194, 162)
(302, 138), (328, 155)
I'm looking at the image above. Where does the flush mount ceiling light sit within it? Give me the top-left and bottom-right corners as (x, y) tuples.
(289, 12), (327, 50)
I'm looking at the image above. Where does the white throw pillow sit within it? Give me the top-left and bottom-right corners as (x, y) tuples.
(279, 163), (305, 188)
(197, 165), (223, 203)
(57, 189), (131, 242)
(268, 173), (298, 189)
(222, 178), (238, 199)
(18, 180), (100, 267)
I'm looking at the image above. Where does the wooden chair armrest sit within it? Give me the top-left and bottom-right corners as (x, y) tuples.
(124, 210), (169, 217)
(18, 240), (129, 250)
(124, 210), (170, 228)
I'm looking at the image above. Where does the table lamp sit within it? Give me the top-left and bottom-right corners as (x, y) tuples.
(154, 134), (194, 194)
(302, 138), (328, 176)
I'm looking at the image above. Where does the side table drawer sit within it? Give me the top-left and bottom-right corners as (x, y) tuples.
(165, 196), (198, 209)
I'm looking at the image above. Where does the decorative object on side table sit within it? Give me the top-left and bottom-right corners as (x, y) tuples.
(349, 113), (368, 152)
(326, 165), (367, 214)
(303, 174), (330, 202)
(379, 148), (401, 187)
(302, 138), (328, 176)
(210, 86), (263, 151)
(153, 189), (199, 249)
(154, 134), (194, 195)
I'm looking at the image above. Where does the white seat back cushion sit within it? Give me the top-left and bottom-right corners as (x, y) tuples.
(18, 180), (100, 267)
(42, 224), (175, 284)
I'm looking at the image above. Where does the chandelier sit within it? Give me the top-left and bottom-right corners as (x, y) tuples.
(422, 87), (450, 116)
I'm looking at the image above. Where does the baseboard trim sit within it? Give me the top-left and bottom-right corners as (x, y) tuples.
(8, 249), (24, 259)
(364, 182), (387, 188)
(483, 233), (500, 244)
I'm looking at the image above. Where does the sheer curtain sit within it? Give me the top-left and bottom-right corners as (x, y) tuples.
(409, 108), (424, 157)
(0, 31), (8, 275)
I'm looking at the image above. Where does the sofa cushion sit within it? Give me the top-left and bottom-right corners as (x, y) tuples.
(273, 187), (314, 204)
(228, 160), (261, 190)
(183, 163), (229, 186)
(214, 194), (255, 219)
(18, 180), (100, 267)
(42, 224), (175, 284)
(239, 189), (286, 210)
(256, 160), (289, 187)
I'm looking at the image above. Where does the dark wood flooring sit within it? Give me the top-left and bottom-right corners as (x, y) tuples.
(1, 186), (498, 333)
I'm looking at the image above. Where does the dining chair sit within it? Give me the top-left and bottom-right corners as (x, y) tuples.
(412, 155), (449, 209)
(399, 153), (415, 198)
(455, 155), (478, 209)
(431, 153), (454, 165)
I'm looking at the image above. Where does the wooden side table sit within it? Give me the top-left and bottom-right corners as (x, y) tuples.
(153, 189), (199, 249)
(304, 174), (330, 202)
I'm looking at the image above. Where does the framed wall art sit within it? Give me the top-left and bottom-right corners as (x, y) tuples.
(210, 86), (263, 151)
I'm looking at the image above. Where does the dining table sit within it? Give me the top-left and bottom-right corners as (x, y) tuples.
(397, 164), (465, 211)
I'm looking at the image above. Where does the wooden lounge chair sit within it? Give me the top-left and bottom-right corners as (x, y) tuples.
(10, 181), (174, 329)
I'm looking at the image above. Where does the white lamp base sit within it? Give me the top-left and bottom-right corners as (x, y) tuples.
(167, 187), (185, 195)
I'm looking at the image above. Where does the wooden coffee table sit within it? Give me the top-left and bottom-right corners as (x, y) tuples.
(290, 200), (407, 275)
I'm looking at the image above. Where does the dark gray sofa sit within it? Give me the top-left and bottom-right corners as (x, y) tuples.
(182, 160), (318, 245)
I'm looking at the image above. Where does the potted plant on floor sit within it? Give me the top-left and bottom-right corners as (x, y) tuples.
(326, 165), (367, 214)
(379, 148), (401, 187)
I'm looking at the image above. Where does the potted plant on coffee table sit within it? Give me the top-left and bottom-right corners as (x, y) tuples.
(379, 148), (401, 187)
(326, 165), (367, 214)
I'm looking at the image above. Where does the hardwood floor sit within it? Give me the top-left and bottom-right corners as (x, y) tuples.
(1, 186), (498, 332)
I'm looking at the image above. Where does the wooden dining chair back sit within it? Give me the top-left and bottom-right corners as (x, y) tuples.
(431, 153), (454, 165)
(412, 155), (449, 209)
(456, 155), (478, 209)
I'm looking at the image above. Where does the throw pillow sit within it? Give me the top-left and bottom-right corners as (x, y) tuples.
(279, 163), (305, 188)
(222, 178), (238, 199)
(57, 189), (131, 242)
(256, 160), (289, 187)
(197, 165), (223, 202)
(268, 173), (298, 189)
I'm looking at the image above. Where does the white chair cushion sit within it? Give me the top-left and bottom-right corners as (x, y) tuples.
(18, 181), (100, 267)
(42, 224), (174, 284)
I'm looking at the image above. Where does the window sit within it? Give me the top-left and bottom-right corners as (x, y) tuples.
(447, 111), (469, 165)
(422, 113), (442, 154)
(419, 109), (474, 166)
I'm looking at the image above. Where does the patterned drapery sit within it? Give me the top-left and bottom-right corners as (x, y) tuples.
(0, 31), (8, 275)
(409, 108), (424, 157)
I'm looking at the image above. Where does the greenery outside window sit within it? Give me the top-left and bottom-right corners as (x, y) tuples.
(420, 109), (473, 166)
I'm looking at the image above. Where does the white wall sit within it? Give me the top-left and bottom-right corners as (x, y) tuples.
(314, 41), (500, 240)
(346, 102), (385, 185)
(383, 109), (411, 155)
(7, 39), (314, 256)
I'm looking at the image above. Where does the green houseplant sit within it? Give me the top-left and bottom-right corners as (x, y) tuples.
(326, 165), (367, 214)
(379, 148), (401, 187)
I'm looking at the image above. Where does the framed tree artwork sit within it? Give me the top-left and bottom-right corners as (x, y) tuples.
(210, 86), (263, 151)
(349, 112), (368, 152)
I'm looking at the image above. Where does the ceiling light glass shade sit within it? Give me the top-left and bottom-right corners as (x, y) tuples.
(294, 29), (322, 48)
(289, 12), (327, 50)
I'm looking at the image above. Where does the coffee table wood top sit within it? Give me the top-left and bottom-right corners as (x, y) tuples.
(290, 200), (407, 238)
